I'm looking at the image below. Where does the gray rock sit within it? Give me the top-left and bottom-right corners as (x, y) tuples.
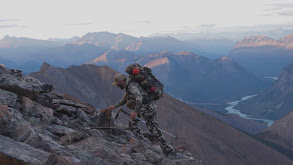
(60, 132), (89, 146)
(52, 99), (87, 109)
(52, 117), (64, 125)
(55, 104), (77, 114)
(20, 96), (54, 122)
(0, 89), (17, 107)
(0, 135), (50, 164)
(76, 108), (94, 126)
(47, 124), (76, 136)
(0, 69), (53, 100)
(0, 103), (12, 125)
(10, 69), (22, 77)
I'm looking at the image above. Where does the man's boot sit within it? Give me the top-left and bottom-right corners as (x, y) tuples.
(163, 144), (176, 156)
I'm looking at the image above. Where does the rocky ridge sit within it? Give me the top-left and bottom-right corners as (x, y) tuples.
(234, 35), (293, 49)
(0, 64), (198, 164)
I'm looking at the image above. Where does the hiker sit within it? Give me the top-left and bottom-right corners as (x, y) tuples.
(107, 73), (175, 156)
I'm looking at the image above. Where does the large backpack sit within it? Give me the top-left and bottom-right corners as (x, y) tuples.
(125, 63), (164, 100)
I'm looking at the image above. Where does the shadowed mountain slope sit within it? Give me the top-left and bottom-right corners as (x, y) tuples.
(235, 62), (293, 120)
(257, 110), (293, 159)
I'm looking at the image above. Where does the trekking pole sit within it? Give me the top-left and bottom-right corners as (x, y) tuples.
(120, 108), (178, 139)
(115, 107), (122, 119)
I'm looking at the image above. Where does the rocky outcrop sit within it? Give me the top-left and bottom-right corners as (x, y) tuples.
(0, 65), (198, 164)
(233, 36), (277, 48)
(233, 35), (293, 49)
(0, 66), (53, 100)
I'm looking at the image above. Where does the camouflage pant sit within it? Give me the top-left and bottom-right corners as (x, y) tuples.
(128, 102), (173, 152)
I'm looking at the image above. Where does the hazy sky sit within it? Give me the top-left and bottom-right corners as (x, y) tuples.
(1, 0), (293, 39)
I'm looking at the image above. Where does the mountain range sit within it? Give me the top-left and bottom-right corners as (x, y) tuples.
(29, 63), (293, 165)
(229, 35), (293, 76)
(72, 32), (200, 55)
(0, 32), (272, 106)
(88, 50), (271, 106)
(3, 32), (293, 78)
(0, 35), (62, 49)
(0, 32), (200, 73)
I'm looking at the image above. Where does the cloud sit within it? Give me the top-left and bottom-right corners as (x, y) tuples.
(67, 22), (93, 26)
(0, 24), (20, 29)
(0, 19), (20, 23)
(199, 24), (216, 28)
(264, 10), (293, 16)
(135, 20), (151, 24)
(277, 10), (293, 16)
(264, 3), (293, 15)
(264, 6), (282, 12)
(267, 4), (293, 8)
(0, 19), (22, 28)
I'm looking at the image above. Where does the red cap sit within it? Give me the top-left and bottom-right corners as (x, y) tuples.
(150, 86), (157, 92)
(132, 68), (140, 76)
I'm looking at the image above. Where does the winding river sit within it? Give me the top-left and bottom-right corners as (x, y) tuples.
(225, 94), (274, 126)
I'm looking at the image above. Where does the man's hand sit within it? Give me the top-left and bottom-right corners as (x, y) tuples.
(130, 112), (137, 119)
(107, 105), (116, 111)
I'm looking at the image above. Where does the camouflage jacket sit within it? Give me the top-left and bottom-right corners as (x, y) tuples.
(114, 78), (151, 113)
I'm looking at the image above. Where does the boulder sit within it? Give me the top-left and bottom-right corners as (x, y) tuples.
(0, 103), (12, 125)
(76, 108), (94, 126)
(0, 68), (53, 100)
(19, 96), (54, 123)
(60, 132), (89, 146)
(0, 89), (17, 107)
(0, 135), (49, 165)
(47, 124), (76, 136)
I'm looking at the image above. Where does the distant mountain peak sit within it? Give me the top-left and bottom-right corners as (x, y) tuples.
(73, 32), (139, 50)
(234, 35), (276, 48)
(144, 57), (170, 68)
(219, 56), (232, 61)
(0, 35), (61, 48)
(176, 51), (197, 56)
(233, 34), (293, 49)
(160, 50), (174, 55)
(40, 62), (53, 73)
(2, 35), (13, 40)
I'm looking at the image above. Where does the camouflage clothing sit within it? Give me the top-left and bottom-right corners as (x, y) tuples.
(114, 78), (174, 154)
(114, 78), (150, 113)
